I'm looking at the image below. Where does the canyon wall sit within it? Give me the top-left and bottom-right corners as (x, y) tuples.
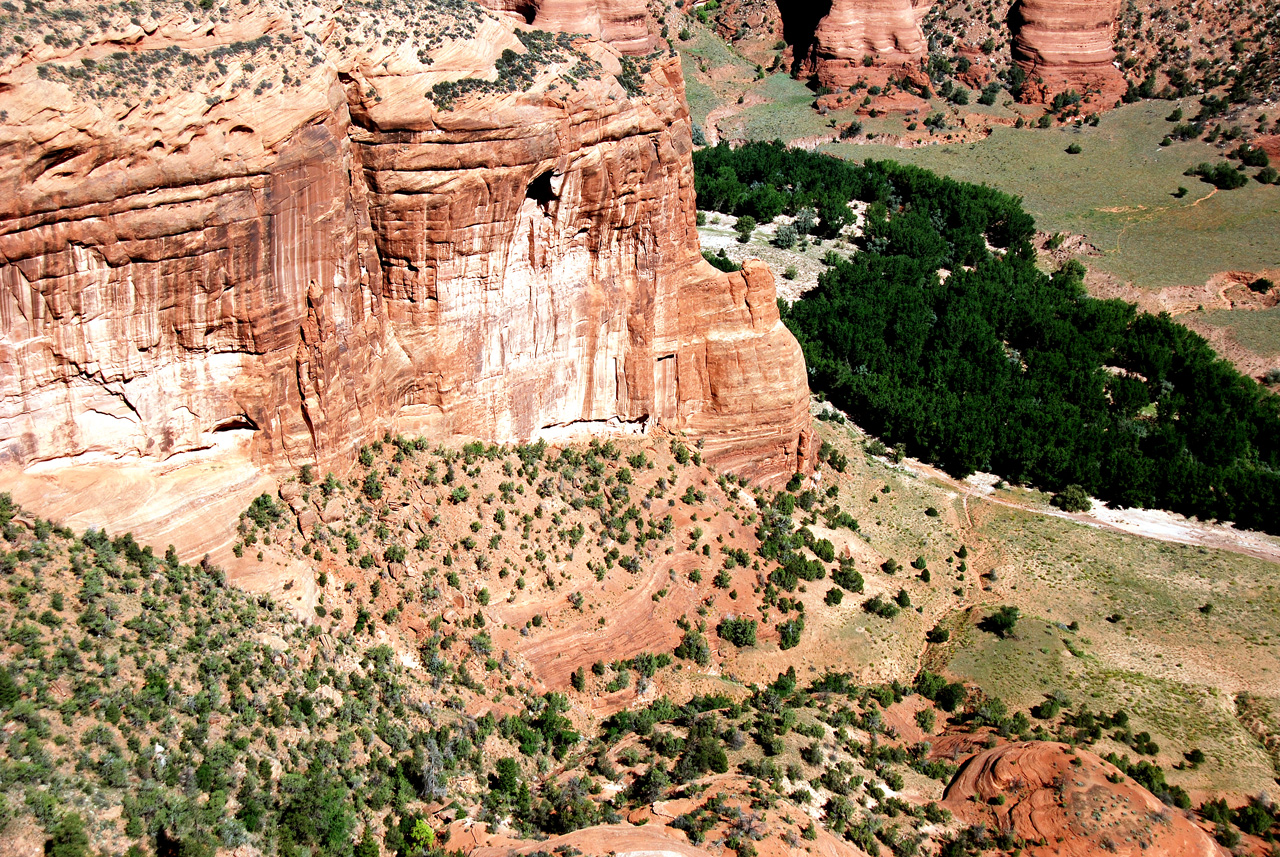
(793, 0), (934, 88)
(0, 0), (812, 485)
(1011, 0), (1126, 103)
(772, 0), (1123, 107)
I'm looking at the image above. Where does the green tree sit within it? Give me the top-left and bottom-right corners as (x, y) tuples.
(717, 617), (757, 647)
(983, 606), (1021, 639)
(0, 665), (18, 708)
(46, 814), (90, 857)
(734, 215), (757, 243)
(354, 830), (380, 857)
(277, 763), (355, 856)
(406, 819), (435, 855)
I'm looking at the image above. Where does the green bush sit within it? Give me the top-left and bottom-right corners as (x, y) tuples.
(1051, 484), (1091, 512)
(717, 617), (757, 647)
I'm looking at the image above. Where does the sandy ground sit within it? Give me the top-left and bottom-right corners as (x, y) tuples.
(814, 401), (1280, 567)
(906, 457), (1280, 567)
(697, 206), (867, 304)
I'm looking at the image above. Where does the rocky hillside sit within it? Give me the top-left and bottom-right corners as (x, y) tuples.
(0, 0), (811, 485)
(0, 423), (1253, 857)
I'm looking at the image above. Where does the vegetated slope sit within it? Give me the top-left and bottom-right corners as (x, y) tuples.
(692, 141), (1280, 535)
(4, 424), (1277, 856)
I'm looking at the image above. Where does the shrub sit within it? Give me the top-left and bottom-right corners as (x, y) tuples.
(778, 617), (804, 650)
(1187, 161), (1249, 189)
(1051, 484), (1091, 512)
(674, 629), (712, 666)
(46, 813), (90, 857)
(862, 595), (899, 619)
(702, 249), (740, 273)
(981, 606), (1021, 638)
(717, 617), (757, 647)
(832, 564), (864, 593)
(774, 223), (798, 249)
(1234, 144), (1270, 168)
(0, 665), (18, 708)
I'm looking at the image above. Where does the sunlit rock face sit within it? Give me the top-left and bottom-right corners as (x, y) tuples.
(1011, 0), (1127, 104)
(0, 0), (812, 483)
(794, 0), (934, 88)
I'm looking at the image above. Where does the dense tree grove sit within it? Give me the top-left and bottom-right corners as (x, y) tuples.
(694, 141), (1280, 535)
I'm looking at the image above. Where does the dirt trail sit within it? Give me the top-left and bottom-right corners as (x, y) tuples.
(895, 457), (1280, 566)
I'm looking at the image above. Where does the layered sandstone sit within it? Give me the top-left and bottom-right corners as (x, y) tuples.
(1011, 0), (1127, 104)
(794, 0), (934, 89)
(476, 0), (658, 55)
(943, 742), (1225, 857)
(0, 0), (811, 486)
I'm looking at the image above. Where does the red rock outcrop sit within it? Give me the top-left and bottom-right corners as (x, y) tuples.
(943, 742), (1226, 857)
(794, 0), (934, 89)
(1011, 0), (1127, 104)
(0, 0), (811, 485)
(476, 0), (658, 55)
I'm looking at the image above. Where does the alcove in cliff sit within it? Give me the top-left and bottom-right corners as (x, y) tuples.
(526, 171), (558, 217)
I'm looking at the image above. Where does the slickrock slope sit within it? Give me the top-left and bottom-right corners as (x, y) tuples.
(943, 742), (1226, 857)
(793, 0), (934, 88)
(1011, 0), (1127, 104)
(0, 0), (811, 487)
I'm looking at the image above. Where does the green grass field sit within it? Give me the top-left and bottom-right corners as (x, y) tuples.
(821, 100), (1280, 291)
(810, 415), (1280, 798)
(1183, 306), (1280, 357)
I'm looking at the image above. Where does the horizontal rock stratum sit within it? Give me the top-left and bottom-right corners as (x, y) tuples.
(1012, 0), (1127, 104)
(794, 0), (934, 88)
(943, 742), (1226, 857)
(0, 0), (813, 484)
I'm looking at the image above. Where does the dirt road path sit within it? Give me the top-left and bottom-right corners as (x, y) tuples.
(897, 456), (1280, 565)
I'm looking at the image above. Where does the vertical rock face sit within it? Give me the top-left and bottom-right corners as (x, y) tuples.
(792, 0), (933, 88)
(0, 0), (811, 484)
(1010, 0), (1126, 103)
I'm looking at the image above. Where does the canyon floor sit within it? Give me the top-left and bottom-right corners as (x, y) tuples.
(680, 15), (1280, 387)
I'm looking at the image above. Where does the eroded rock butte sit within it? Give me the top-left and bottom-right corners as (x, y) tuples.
(794, 0), (934, 88)
(1011, 0), (1127, 104)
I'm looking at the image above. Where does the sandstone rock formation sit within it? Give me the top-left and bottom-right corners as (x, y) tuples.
(943, 742), (1226, 857)
(1011, 0), (1127, 104)
(792, 0), (934, 88)
(476, 0), (658, 55)
(0, 0), (811, 486)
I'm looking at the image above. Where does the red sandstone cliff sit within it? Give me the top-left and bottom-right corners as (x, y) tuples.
(476, 0), (658, 55)
(794, 0), (934, 88)
(1011, 0), (1127, 104)
(0, 0), (811, 485)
